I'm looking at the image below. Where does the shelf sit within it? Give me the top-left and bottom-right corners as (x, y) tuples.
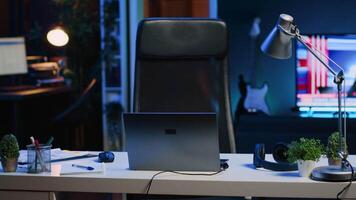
(101, 0), (125, 151)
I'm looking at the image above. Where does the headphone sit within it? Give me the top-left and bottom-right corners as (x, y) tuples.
(253, 143), (298, 171)
(220, 159), (229, 170)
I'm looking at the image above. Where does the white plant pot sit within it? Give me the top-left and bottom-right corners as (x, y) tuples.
(297, 160), (316, 177)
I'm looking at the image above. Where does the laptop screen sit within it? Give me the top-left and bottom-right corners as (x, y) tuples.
(124, 113), (220, 171)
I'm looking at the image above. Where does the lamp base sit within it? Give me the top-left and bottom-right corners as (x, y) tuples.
(311, 165), (354, 182)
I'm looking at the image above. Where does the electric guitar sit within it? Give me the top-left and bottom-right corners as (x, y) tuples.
(243, 17), (270, 115)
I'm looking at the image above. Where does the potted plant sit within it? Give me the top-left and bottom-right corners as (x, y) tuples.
(287, 138), (324, 177)
(62, 68), (77, 86)
(326, 132), (347, 166)
(0, 134), (20, 172)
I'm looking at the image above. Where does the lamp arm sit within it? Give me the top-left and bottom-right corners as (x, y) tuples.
(295, 32), (347, 163)
(295, 34), (340, 76)
(277, 24), (343, 76)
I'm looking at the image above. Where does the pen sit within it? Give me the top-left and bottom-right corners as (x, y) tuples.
(30, 137), (47, 171)
(72, 164), (94, 170)
(46, 137), (54, 145)
(30, 136), (37, 171)
(30, 136), (35, 145)
(35, 139), (46, 170)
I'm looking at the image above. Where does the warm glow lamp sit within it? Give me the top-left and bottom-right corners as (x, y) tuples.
(46, 27), (69, 47)
(261, 14), (353, 182)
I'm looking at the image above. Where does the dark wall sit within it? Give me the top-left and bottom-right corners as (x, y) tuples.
(0, 0), (28, 36)
(219, 0), (356, 115)
(0, 0), (58, 54)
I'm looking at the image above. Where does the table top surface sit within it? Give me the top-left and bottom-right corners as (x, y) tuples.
(0, 152), (355, 199)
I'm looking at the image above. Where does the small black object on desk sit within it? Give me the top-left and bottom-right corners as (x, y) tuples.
(99, 151), (115, 163)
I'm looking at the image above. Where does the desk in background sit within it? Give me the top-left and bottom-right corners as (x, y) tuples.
(0, 85), (71, 101)
(0, 152), (355, 199)
(0, 85), (72, 147)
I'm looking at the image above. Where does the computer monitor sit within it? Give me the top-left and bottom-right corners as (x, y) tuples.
(0, 37), (28, 76)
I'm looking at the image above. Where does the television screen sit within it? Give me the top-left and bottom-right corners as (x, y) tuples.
(296, 34), (356, 111)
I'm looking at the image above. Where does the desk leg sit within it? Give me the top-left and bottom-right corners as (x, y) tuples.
(112, 193), (123, 200)
(50, 192), (56, 200)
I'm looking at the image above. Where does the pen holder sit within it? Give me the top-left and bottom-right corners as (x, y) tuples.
(26, 144), (51, 173)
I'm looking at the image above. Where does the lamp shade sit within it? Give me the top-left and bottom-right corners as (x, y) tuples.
(47, 27), (69, 47)
(261, 14), (295, 59)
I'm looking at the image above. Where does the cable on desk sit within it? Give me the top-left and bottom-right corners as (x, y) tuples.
(337, 159), (354, 199)
(145, 169), (225, 200)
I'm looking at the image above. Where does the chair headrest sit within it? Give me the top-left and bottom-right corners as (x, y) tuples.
(136, 18), (228, 59)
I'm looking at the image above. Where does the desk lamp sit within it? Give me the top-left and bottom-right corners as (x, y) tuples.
(46, 26), (69, 68)
(261, 14), (352, 181)
(46, 27), (69, 47)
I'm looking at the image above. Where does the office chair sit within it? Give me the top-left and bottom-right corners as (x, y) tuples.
(134, 18), (236, 153)
(51, 78), (98, 150)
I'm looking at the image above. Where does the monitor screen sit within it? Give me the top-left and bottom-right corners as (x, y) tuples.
(296, 34), (356, 110)
(0, 37), (28, 76)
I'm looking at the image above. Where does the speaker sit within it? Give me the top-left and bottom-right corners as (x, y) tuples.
(253, 143), (298, 171)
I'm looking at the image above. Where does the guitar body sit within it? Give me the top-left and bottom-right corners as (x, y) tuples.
(244, 83), (270, 115)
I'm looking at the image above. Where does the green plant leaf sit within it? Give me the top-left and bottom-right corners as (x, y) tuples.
(326, 132), (348, 159)
(287, 138), (324, 162)
(0, 134), (20, 159)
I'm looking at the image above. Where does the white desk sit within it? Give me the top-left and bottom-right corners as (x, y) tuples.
(0, 152), (355, 199)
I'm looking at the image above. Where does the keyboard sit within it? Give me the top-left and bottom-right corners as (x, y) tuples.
(0, 85), (38, 92)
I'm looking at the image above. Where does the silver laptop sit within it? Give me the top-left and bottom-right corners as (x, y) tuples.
(124, 113), (220, 171)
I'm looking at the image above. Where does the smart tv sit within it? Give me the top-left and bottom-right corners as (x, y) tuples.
(296, 34), (356, 112)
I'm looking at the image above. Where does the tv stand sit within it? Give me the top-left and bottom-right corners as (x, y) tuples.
(299, 106), (356, 118)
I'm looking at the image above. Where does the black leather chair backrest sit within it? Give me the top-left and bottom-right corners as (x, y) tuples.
(134, 18), (236, 153)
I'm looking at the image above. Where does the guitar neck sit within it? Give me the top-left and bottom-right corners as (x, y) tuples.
(249, 37), (259, 87)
